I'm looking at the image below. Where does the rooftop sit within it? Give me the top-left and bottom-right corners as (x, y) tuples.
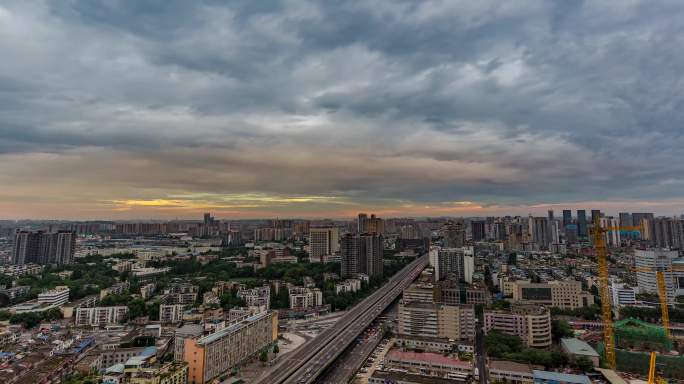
(386, 350), (472, 368)
(490, 360), (533, 374)
(533, 370), (591, 384)
(560, 338), (599, 357)
(371, 370), (466, 384)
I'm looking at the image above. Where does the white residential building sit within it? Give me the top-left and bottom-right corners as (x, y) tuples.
(610, 282), (637, 308)
(237, 286), (271, 311)
(335, 279), (361, 294)
(75, 306), (128, 326)
(634, 249), (681, 305)
(37, 286), (70, 306)
(160, 304), (185, 324)
(288, 287), (323, 309)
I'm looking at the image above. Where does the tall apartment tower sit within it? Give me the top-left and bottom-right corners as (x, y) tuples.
(634, 249), (680, 305)
(471, 221), (486, 242)
(12, 230), (76, 265)
(12, 231), (41, 265)
(309, 227), (339, 262)
(358, 213), (384, 234)
(340, 233), (360, 278)
(431, 248), (474, 283)
(577, 210), (587, 238)
(54, 231), (76, 265)
(340, 232), (383, 279)
(442, 221), (465, 248)
(361, 233), (383, 279)
(619, 212), (632, 227)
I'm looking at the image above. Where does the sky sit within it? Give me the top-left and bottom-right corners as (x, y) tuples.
(2, 0), (684, 220)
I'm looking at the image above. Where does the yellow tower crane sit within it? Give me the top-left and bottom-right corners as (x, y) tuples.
(631, 266), (673, 340)
(648, 351), (667, 384)
(590, 220), (644, 369)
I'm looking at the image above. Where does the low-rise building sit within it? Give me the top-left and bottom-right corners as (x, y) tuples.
(383, 350), (473, 378)
(484, 305), (552, 348)
(160, 304), (185, 324)
(396, 334), (473, 353)
(610, 282), (637, 308)
(75, 306), (128, 326)
(369, 370), (464, 384)
(237, 286), (270, 310)
(100, 282), (130, 299)
(37, 286), (70, 306)
(533, 370), (591, 384)
(0, 285), (31, 301)
(128, 362), (188, 384)
(511, 280), (594, 310)
(489, 360), (535, 384)
(288, 287), (323, 309)
(140, 283), (156, 300)
(335, 279), (361, 294)
(560, 338), (599, 367)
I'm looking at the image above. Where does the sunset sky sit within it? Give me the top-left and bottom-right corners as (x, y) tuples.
(2, 1), (684, 220)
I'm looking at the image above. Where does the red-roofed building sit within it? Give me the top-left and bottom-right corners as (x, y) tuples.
(384, 350), (473, 377)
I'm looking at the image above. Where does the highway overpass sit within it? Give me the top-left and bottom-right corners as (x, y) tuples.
(255, 253), (429, 384)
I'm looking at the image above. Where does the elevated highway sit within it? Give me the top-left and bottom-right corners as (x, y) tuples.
(255, 253), (428, 384)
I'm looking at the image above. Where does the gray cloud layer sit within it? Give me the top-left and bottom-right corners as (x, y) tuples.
(1, 0), (684, 218)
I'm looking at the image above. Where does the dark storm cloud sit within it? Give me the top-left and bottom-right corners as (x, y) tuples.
(2, 0), (684, 218)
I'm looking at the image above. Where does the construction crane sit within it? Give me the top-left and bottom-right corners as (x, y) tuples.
(648, 351), (667, 384)
(631, 266), (672, 340)
(590, 220), (644, 369)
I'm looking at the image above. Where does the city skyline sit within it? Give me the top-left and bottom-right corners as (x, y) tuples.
(3, 1), (684, 219)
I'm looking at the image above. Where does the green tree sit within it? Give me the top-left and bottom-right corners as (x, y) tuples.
(259, 350), (268, 363)
(128, 299), (147, 319)
(484, 330), (523, 357)
(576, 356), (594, 372)
(551, 319), (574, 341)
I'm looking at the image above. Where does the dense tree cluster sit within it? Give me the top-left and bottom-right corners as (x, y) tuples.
(484, 331), (576, 370)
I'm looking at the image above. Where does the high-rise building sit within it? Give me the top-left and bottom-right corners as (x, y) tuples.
(591, 209), (602, 225)
(12, 231), (41, 265)
(430, 248), (474, 283)
(650, 218), (684, 249)
(358, 213), (368, 233)
(634, 249), (682, 305)
(632, 213), (655, 239)
(471, 221), (485, 242)
(531, 217), (551, 248)
(12, 230), (75, 265)
(562, 210), (572, 227)
(577, 210), (587, 238)
(340, 233), (360, 278)
(360, 233), (383, 279)
(309, 227), (339, 262)
(358, 213), (384, 234)
(340, 232), (383, 279)
(442, 221), (465, 248)
(619, 212), (632, 227)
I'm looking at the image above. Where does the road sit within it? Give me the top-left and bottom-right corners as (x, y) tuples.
(475, 322), (488, 384)
(316, 329), (381, 384)
(254, 254), (428, 384)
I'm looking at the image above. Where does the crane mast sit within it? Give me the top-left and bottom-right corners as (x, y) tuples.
(591, 220), (616, 368)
